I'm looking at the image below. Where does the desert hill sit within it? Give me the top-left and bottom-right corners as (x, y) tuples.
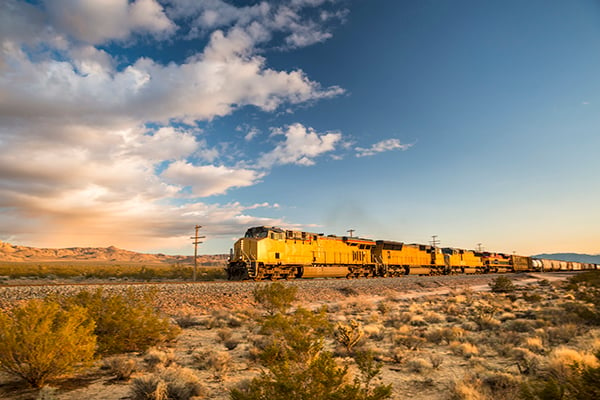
(0, 240), (227, 265)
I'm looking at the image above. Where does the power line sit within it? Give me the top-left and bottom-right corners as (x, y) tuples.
(430, 235), (440, 248)
(190, 225), (205, 281)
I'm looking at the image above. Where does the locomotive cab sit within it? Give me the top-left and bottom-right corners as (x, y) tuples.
(227, 226), (285, 280)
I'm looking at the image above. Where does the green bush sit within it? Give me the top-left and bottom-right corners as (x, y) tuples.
(0, 299), (96, 387)
(490, 276), (516, 293)
(65, 289), (180, 355)
(253, 282), (298, 315)
(231, 283), (392, 400)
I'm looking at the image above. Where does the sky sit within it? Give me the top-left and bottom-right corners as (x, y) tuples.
(1, 0), (599, 256)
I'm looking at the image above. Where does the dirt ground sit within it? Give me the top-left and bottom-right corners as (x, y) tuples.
(0, 272), (596, 400)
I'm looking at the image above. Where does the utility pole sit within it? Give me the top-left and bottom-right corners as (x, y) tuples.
(347, 229), (355, 238)
(191, 225), (205, 281)
(430, 235), (440, 248)
(477, 243), (483, 252)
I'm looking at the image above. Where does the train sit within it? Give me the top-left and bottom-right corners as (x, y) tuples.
(226, 226), (598, 280)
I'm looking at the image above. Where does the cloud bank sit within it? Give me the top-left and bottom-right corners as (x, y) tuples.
(0, 0), (410, 252)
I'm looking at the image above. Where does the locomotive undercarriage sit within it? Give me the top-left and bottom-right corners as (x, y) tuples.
(228, 261), (489, 281)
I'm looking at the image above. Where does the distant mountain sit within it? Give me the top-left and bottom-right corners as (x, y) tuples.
(533, 253), (600, 264)
(0, 240), (227, 265)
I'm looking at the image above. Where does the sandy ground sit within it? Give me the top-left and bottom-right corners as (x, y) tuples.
(0, 272), (588, 400)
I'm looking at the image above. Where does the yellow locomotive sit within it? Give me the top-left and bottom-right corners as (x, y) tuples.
(226, 226), (597, 280)
(227, 226), (377, 280)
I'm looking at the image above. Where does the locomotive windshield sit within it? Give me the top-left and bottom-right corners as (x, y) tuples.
(245, 227), (269, 239)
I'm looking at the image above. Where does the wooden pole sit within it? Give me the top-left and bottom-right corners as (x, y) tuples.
(191, 225), (205, 281)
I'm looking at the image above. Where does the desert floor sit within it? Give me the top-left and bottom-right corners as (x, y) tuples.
(1, 272), (598, 400)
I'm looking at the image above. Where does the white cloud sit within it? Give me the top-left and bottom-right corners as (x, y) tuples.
(244, 127), (260, 141)
(0, 26), (343, 125)
(355, 139), (413, 157)
(161, 161), (264, 197)
(0, 0), (349, 252)
(246, 202), (280, 209)
(257, 123), (341, 168)
(43, 0), (175, 44)
(166, 0), (344, 49)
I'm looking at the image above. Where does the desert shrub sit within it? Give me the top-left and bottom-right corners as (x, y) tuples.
(547, 323), (580, 346)
(205, 309), (234, 329)
(523, 292), (543, 303)
(506, 319), (536, 333)
(174, 313), (200, 328)
(451, 342), (479, 359)
(104, 356), (137, 380)
(426, 326), (465, 345)
(480, 371), (521, 399)
(562, 300), (600, 326)
(572, 353), (600, 399)
(144, 348), (175, 371)
(335, 319), (364, 353)
(566, 270), (600, 288)
(406, 358), (429, 374)
(429, 353), (444, 369)
(65, 289), (180, 355)
(393, 325), (427, 350)
(390, 348), (407, 364)
(524, 337), (545, 353)
(546, 347), (598, 384)
(253, 282), (298, 315)
(193, 349), (232, 379)
(231, 283), (392, 400)
(423, 310), (444, 323)
(384, 311), (412, 328)
(521, 347), (600, 400)
(131, 366), (206, 400)
(512, 347), (542, 376)
(489, 276), (516, 293)
(0, 299), (96, 387)
(217, 328), (233, 343)
(376, 301), (391, 315)
(409, 314), (428, 326)
(450, 378), (486, 400)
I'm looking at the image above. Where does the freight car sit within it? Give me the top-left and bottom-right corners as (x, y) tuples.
(226, 226), (597, 280)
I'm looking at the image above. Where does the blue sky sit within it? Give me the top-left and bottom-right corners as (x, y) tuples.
(1, 0), (599, 256)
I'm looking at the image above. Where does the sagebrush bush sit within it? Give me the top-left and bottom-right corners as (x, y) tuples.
(104, 356), (137, 380)
(143, 348), (175, 371)
(406, 358), (429, 374)
(193, 350), (232, 380)
(489, 276), (516, 293)
(450, 378), (486, 400)
(335, 319), (364, 353)
(0, 299), (96, 387)
(231, 282), (392, 400)
(253, 282), (298, 314)
(65, 289), (180, 355)
(131, 366), (206, 400)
